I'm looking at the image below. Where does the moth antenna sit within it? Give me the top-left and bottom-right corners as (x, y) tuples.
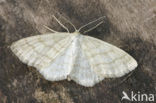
(52, 15), (70, 33)
(58, 14), (77, 31)
(83, 21), (104, 33)
(78, 16), (105, 32)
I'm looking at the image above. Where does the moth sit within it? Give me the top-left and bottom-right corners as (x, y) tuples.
(11, 15), (137, 87)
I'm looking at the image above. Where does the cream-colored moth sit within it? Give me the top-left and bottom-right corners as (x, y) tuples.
(11, 15), (137, 87)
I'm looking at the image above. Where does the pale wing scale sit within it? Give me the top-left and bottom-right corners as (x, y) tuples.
(69, 36), (104, 87)
(11, 31), (137, 87)
(38, 35), (103, 84)
(39, 37), (76, 81)
(11, 33), (73, 70)
(81, 35), (137, 78)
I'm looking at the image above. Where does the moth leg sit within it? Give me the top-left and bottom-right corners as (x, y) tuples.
(43, 25), (58, 33)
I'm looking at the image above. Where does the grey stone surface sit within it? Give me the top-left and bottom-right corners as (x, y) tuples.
(0, 0), (156, 103)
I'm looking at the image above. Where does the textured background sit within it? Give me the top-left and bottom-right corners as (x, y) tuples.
(0, 0), (156, 103)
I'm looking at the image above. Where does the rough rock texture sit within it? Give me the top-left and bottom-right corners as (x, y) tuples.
(0, 0), (156, 103)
